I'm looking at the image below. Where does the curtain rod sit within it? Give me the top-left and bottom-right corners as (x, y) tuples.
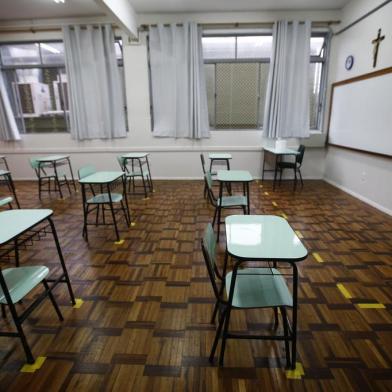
(0, 24), (117, 34)
(139, 20), (340, 31)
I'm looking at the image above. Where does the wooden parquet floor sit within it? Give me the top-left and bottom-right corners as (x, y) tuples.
(0, 179), (391, 391)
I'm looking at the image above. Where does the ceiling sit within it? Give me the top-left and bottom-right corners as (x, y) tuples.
(0, 0), (105, 21)
(0, 0), (350, 21)
(130, 0), (351, 13)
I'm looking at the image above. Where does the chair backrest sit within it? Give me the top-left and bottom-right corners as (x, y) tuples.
(117, 156), (125, 169)
(204, 172), (216, 205)
(200, 154), (206, 174)
(78, 165), (96, 179)
(296, 145), (305, 165)
(201, 223), (220, 300)
(29, 158), (39, 170)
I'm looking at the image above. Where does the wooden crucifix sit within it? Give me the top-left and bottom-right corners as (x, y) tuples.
(372, 28), (385, 68)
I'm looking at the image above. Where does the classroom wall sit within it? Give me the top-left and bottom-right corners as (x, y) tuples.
(0, 10), (338, 180)
(325, 0), (392, 215)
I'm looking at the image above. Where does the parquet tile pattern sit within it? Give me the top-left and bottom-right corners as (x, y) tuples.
(0, 179), (391, 391)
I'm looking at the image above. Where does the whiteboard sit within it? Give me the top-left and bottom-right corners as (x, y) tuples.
(328, 68), (392, 157)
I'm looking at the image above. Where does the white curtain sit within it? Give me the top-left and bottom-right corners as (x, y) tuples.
(263, 20), (311, 139)
(149, 22), (210, 139)
(63, 24), (126, 140)
(0, 72), (20, 141)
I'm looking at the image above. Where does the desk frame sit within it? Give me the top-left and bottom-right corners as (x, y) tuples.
(121, 154), (153, 198)
(0, 170), (20, 208)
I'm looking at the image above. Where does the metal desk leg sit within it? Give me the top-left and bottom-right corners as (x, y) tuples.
(291, 263), (299, 370)
(246, 182), (251, 214)
(261, 151), (266, 182)
(81, 184), (89, 241)
(7, 173), (20, 208)
(107, 185), (120, 241)
(216, 181), (223, 242)
(67, 157), (77, 191)
(122, 175), (131, 224)
(273, 155), (279, 191)
(53, 161), (63, 198)
(48, 217), (76, 305)
(146, 157), (154, 192)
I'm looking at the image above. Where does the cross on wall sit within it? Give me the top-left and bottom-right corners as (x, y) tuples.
(371, 28), (385, 68)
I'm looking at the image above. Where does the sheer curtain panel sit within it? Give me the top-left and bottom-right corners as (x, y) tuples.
(149, 22), (210, 139)
(263, 20), (311, 139)
(0, 72), (20, 141)
(63, 25), (126, 140)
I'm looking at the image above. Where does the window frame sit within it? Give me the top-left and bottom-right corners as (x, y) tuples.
(202, 30), (330, 132)
(0, 38), (126, 134)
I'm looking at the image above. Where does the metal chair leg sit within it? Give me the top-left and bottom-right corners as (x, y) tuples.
(42, 280), (63, 321)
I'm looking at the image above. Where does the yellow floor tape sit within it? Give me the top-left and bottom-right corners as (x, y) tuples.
(281, 213), (288, 219)
(264, 192), (269, 195)
(286, 362), (305, 379)
(20, 356), (46, 373)
(272, 201), (278, 207)
(114, 239), (125, 245)
(73, 298), (84, 309)
(130, 222), (136, 227)
(295, 230), (303, 239)
(357, 303), (385, 309)
(337, 283), (352, 299)
(313, 252), (324, 263)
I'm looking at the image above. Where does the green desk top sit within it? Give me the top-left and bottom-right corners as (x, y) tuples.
(121, 153), (149, 159)
(0, 169), (10, 176)
(79, 171), (124, 184)
(225, 215), (308, 262)
(263, 147), (299, 155)
(217, 170), (253, 182)
(0, 209), (52, 245)
(36, 155), (70, 162)
(209, 153), (232, 160)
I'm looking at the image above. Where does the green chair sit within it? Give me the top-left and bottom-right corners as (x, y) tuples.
(201, 223), (294, 367)
(116, 156), (152, 198)
(78, 165), (129, 241)
(0, 196), (13, 209)
(0, 265), (63, 364)
(278, 145), (305, 188)
(29, 158), (70, 199)
(204, 172), (247, 228)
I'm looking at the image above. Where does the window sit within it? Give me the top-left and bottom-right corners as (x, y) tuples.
(0, 40), (125, 134)
(202, 32), (329, 130)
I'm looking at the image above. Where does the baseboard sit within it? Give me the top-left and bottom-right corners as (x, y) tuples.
(324, 178), (392, 216)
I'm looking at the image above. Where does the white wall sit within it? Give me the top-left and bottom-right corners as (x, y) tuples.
(325, 0), (392, 215)
(0, 10), (338, 180)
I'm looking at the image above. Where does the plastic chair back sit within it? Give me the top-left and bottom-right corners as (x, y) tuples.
(296, 145), (305, 165)
(117, 156), (125, 169)
(78, 165), (96, 180)
(29, 158), (39, 170)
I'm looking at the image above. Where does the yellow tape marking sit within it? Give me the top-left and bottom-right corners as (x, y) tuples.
(259, 184), (263, 188)
(357, 303), (385, 309)
(73, 298), (84, 309)
(337, 283), (352, 299)
(144, 197), (150, 200)
(130, 222), (136, 227)
(281, 213), (288, 219)
(114, 239), (125, 245)
(313, 252), (324, 263)
(20, 356), (46, 373)
(286, 362), (305, 380)
(295, 230), (303, 239)
(264, 191), (269, 195)
(272, 201), (278, 207)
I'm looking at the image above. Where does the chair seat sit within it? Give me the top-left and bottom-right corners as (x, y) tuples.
(87, 193), (123, 204)
(125, 171), (149, 179)
(225, 268), (293, 309)
(0, 196), (13, 207)
(277, 162), (296, 169)
(0, 266), (49, 304)
(218, 195), (247, 207)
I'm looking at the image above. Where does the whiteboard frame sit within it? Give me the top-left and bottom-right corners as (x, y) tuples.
(327, 66), (392, 159)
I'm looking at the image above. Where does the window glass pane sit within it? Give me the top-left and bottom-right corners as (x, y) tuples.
(310, 37), (324, 56)
(258, 63), (270, 127)
(0, 43), (40, 65)
(309, 62), (323, 129)
(40, 42), (65, 64)
(202, 37), (236, 59)
(215, 63), (260, 129)
(237, 36), (272, 59)
(14, 68), (68, 133)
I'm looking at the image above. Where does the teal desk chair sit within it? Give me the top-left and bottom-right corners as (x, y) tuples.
(201, 223), (293, 367)
(0, 265), (63, 364)
(78, 165), (130, 242)
(0, 196), (13, 209)
(117, 155), (152, 198)
(277, 145), (305, 188)
(204, 172), (247, 228)
(29, 158), (70, 199)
